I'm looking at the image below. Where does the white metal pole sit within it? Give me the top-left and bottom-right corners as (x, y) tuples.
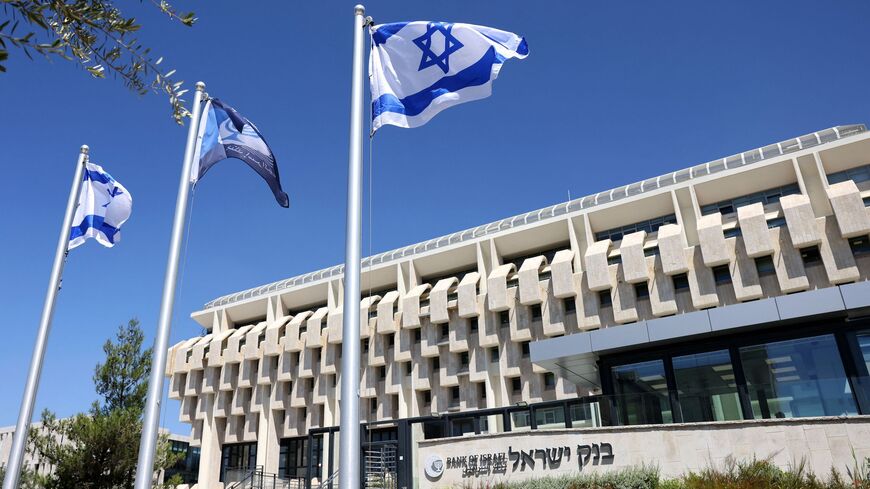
(340, 5), (366, 489)
(133, 82), (206, 489)
(2, 145), (89, 489)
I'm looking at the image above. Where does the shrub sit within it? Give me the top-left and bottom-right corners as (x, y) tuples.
(462, 465), (660, 489)
(454, 456), (870, 489)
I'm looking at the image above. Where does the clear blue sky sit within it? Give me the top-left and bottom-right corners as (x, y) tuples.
(1, 1), (869, 435)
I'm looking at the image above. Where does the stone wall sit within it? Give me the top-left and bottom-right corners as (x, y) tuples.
(416, 416), (870, 488)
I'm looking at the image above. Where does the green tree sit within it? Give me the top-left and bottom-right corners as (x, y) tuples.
(30, 319), (184, 489)
(0, 1), (196, 123)
(0, 464), (46, 489)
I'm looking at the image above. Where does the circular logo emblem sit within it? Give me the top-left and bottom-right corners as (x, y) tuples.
(424, 454), (445, 478)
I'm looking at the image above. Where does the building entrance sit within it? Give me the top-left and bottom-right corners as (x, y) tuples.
(363, 426), (399, 489)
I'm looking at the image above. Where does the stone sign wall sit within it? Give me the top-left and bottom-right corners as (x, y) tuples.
(415, 416), (870, 488)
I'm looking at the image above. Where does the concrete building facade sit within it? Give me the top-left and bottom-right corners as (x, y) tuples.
(166, 124), (870, 488)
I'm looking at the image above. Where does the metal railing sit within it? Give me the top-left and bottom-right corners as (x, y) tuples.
(312, 471), (338, 489)
(203, 124), (867, 310)
(225, 466), (301, 489)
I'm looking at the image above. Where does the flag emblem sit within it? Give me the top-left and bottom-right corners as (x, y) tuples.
(69, 163), (133, 249)
(413, 23), (464, 74)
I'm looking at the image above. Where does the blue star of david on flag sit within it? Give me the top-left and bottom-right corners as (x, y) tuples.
(370, 21), (528, 131)
(412, 23), (464, 74)
(69, 163), (133, 249)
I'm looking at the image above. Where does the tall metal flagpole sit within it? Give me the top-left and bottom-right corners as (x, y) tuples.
(340, 5), (366, 489)
(133, 81), (206, 489)
(2, 145), (89, 489)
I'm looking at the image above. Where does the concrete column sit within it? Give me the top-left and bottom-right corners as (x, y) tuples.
(197, 414), (224, 489)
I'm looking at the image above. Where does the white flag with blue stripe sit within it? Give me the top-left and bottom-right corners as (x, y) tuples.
(370, 21), (528, 132)
(69, 163), (132, 249)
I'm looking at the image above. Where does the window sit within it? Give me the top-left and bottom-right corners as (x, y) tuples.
(857, 330), (870, 375)
(469, 317), (478, 333)
(598, 290), (612, 307)
(739, 335), (858, 419)
(563, 298), (577, 313)
(503, 245), (569, 273)
(511, 377), (522, 393)
(432, 357), (440, 371)
(712, 265), (732, 285)
(440, 324), (450, 341)
(460, 351), (469, 368)
(278, 436), (322, 481)
(534, 405), (565, 430)
(544, 372), (556, 389)
(220, 442), (257, 482)
(423, 390), (431, 405)
(700, 183), (801, 216)
(644, 246), (660, 257)
(479, 383), (487, 400)
(634, 282), (649, 299)
(378, 366), (386, 380)
(723, 226), (742, 239)
(672, 350), (742, 422)
(755, 255), (775, 276)
(854, 331), (870, 406)
(849, 236), (870, 255)
(800, 246), (822, 266)
(570, 402), (600, 429)
(767, 217), (786, 229)
(607, 255), (622, 266)
(827, 163), (870, 186)
(530, 305), (542, 321)
(451, 386), (460, 404)
(413, 329), (421, 343)
(406, 362), (413, 375)
(611, 359), (673, 425)
(511, 410), (531, 431)
(672, 273), (690, 291)
(521, 342), (530, 358)
(387, 334), (394, 348)
(595, 214), (678, 242)
(500, 311), (511, 327)
(370, 398), (377, 414)
(490, 347), (500, 362)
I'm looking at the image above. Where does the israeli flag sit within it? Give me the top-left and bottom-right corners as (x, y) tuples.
(370, 21), (528, 131)
(69, 163), (132, 249)
(191, 98), (289, 208)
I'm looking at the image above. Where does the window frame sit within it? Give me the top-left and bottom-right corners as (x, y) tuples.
(599, 317), (870, 423)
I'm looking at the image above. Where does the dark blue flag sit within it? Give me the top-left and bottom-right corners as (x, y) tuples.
(192, 98), (289, 207)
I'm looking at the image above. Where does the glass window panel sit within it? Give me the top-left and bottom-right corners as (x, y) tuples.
(673, 350), (742, 422)
(510, 409), (531, 431)
(739, 335), (857, 419)
(534, 405), (565, 430)
(569, 401), (603, 428)
(854, 330), (870, 411)
(611, 359), (673, 425)
(858, 331), (870, 375)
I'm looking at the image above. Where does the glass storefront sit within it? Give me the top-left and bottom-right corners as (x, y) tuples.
(739, 335), (857, 418)
(610, 359), (673, 425)
(672, 349), (742, 422)
(604, 323), (869, 425)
